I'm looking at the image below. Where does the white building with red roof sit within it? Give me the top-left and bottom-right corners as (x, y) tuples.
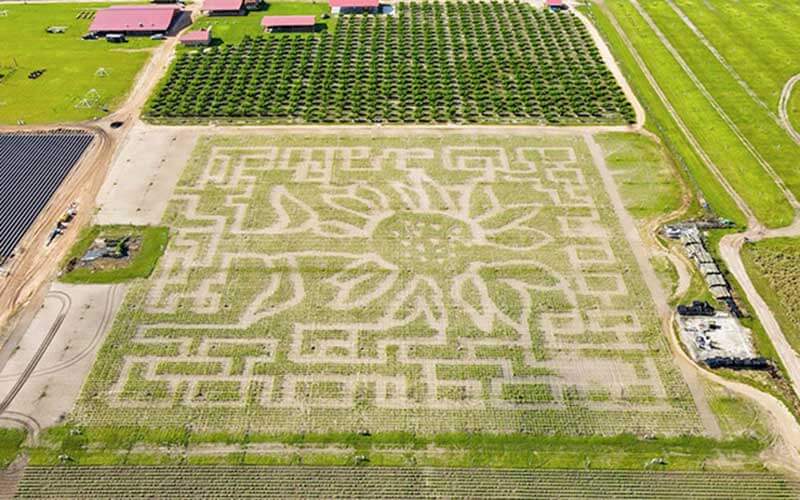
(329, 0), (379, 15)
(202, 0), (246, 16)
(89, 5), (183, 36)
(261, 15), (316, 32)
(179, 29), (212, 46)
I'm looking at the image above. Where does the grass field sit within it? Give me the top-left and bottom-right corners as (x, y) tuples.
(60, 226), (169, 284)
(742, 238), (800, 357)
(188, 2), (334, 46)
(147, 2), (633, 124)
(591, 0), (796, 229)
(595, 132), (686, 222)
(0, 428), (26, 469)
(72, 131), (702, 436)
(0, 3), (157, 125)
(790, 85), (800, 134)
(582, 5), (745, 227)
(15, 466), (800, 499)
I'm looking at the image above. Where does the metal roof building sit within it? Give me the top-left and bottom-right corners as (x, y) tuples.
(89, 5), (182, 35)
(261, 15), (316, 31)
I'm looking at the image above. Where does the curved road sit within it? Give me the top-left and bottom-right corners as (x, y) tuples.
(779, 74), (800, 145)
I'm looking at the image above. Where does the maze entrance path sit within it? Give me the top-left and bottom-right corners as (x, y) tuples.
(75, 132), (704, 435)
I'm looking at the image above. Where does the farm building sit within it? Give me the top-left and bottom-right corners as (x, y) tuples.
(261, 15), (316, 32)
(202, 0), (246, 16)
(329, 0), (379, 15)
(547, 0), (568, 11)
(88, 5), (183, 36)
(180, 29), (212, 46)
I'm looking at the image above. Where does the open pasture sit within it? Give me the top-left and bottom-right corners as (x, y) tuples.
(75, 131), (701, 435)
(0, 3), (156, 124)
(591, 0), (800, 228)
(147, 2), (633, 124)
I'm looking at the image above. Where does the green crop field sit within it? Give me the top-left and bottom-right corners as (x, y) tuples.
(15, 466), (800, 499)
(146, 2), (634, 124)
(73, 131), (702, 436)
(0, 3), (157, 125)
(589, 0), (800, 229)
(742, 238), (800, 356)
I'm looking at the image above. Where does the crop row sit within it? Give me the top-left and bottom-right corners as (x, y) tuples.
(147, 1), (634, 124)
(16, 466), (800, 498)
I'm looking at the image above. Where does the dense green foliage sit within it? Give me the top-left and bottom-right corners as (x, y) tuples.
(147, 1), (634, 124)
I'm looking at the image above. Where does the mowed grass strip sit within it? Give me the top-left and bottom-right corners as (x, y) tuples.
(637, 0), (800, 208)
(0, 3), (157, 124)
(667, 0), (800, 109)
(584, 4), (744, 226)
(603, 0), (793, 228)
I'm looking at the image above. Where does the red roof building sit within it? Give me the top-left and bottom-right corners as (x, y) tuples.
(329, 0), (379, 13)
(261, 15), (316, 30)
(202, 0), (245, 14)
(179, 29), (212, 46)
(547, 0), (568, 10)
(89, 5), (182, 35)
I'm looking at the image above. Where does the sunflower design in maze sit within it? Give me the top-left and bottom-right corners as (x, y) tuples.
(79, 135), (702, 435)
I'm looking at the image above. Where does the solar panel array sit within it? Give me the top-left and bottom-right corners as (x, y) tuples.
(0, 130), (94, 265)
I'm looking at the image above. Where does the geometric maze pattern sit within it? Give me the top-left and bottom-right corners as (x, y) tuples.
(80, 134), (701, 435)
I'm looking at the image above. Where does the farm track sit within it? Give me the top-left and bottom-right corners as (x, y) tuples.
(662, 0), (786, 134)
(0, 286), (119, 382)
(13, 466), (800, 499)
(779, 75), (800, 145)
(627, 0), (800, 213)
(597, 0), (800, 466)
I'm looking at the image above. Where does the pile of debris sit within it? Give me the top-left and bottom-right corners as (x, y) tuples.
(673, 227), (742, 317)
(66, 234), (140, 273)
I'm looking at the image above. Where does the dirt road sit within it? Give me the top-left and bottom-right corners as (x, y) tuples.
(779, 74), (800, 145)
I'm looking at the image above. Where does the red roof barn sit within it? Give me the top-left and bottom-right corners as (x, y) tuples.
(261, 15), (316, 32)
(89, 5), (182, 35)
(202, 0), (245, 15)
(179, 29), (212, 46)
(329, 0), (379, 14)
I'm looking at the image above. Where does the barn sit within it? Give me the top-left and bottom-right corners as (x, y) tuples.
(88, 5), (183, 36)
(202, 0), (245, 16)
(329, 0), (379, 15)
(261, 15), (316, 33)
(180, 29), (212, 46)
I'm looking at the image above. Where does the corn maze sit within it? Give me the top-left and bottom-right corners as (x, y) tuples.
(16, 466), (800, 499)
(76, 132), (701, 435)
(146, 2), (634, 124)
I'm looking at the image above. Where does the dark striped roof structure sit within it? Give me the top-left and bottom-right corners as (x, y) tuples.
(0, 130), (94, 265)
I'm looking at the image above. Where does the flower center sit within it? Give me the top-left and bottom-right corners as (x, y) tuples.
(375, 212), (471, 272)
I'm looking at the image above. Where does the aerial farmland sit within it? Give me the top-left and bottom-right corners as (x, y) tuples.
(0, 0), (800, 498)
